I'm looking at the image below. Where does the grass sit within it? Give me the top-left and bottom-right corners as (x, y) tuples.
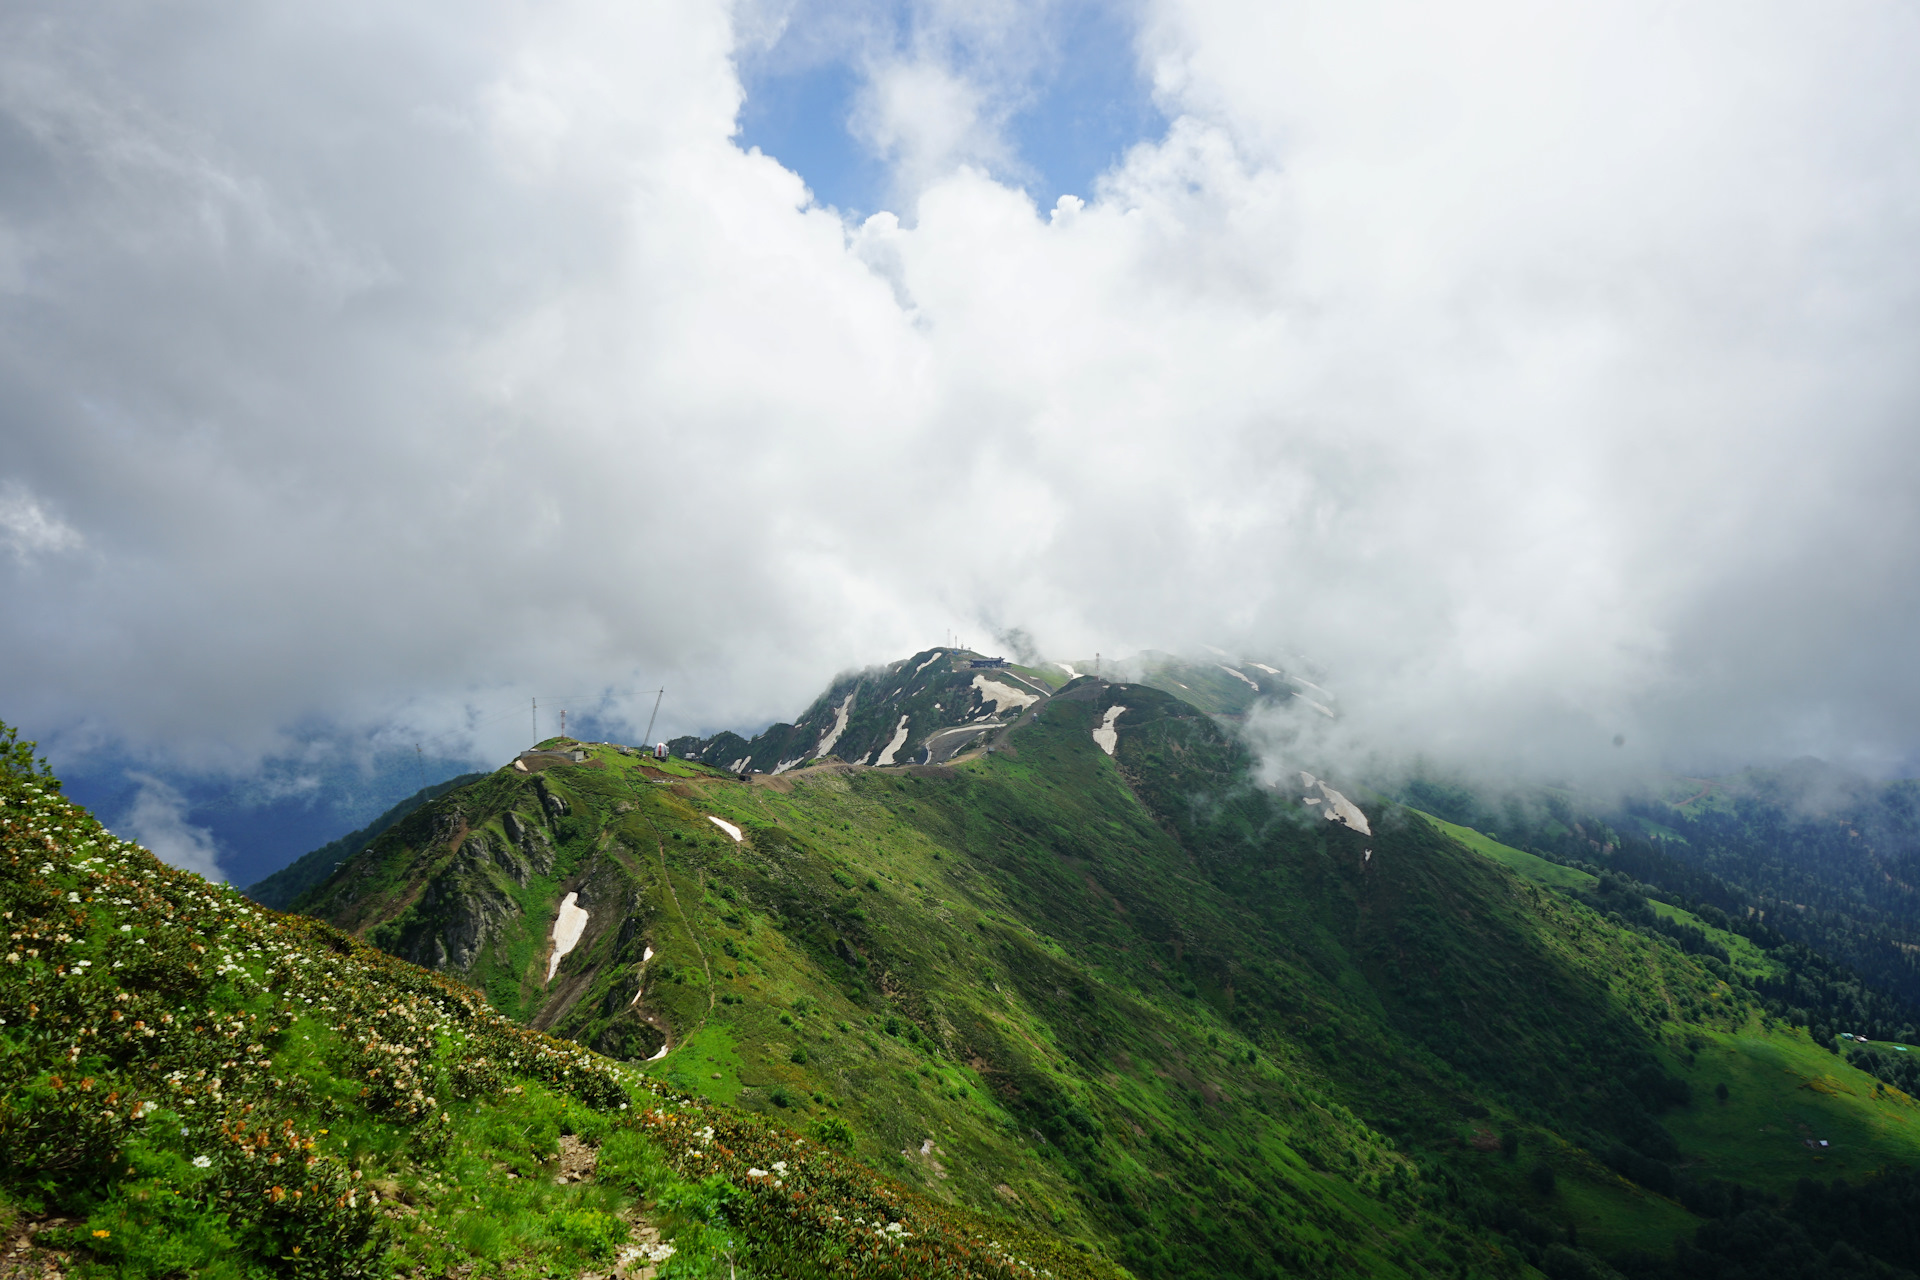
(1413, 812), (1598, 891)
(1646, 899), (1784, 982)
(1663, 1019), (1920, 1190)
(145, 686), (1920, 1279)
(0, 762), (1128, 1280)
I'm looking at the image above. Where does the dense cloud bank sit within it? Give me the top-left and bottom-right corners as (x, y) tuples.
(3, 0), (1919, 826)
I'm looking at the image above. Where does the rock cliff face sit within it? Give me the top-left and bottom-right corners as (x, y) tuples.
(667, 648), (1062, 774)
(663, 647), (1325, 776)
(295, 758), (680, 1051)
(393, 834), (519, 971)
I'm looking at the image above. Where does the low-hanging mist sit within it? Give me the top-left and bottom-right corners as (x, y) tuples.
(4, 0), (1919, 838)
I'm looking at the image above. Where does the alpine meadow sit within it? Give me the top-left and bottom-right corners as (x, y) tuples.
(7, 2), (1920, 1278)
(14, 652), (1920, 1278)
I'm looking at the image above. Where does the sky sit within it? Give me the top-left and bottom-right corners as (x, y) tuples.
(3, 0), (1920, 882)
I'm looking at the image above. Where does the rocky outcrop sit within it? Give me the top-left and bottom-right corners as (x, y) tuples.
(396, 868), (518, 974)
(535, 778), (569, 818)
(502, 810), (557, 876)
(390, 827), (526, 974)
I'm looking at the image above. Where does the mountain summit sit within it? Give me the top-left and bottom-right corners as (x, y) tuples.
(15, 650), (1920, 1277)
(265, 651), (1920, 1278)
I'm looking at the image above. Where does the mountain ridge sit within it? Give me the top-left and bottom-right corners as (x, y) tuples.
(277, 657), (1920, 1278)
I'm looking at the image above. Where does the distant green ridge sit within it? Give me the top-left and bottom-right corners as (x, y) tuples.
(286, 667), (1920, 1279)
(243, 771), (486, 909)
(1412, 810), (1599, 890)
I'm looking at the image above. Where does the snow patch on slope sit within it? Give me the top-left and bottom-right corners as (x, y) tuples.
(708, 815), (742, 842)
(1298, 773), (1371, 835)
(629, 944), (657, 1006)
(874, 714), (910, 766)
(1093, 705), (1126, 755)
(973, 675), (1039, 716)
(546, 892), (589, 982)
(1219, 665), (1260, 692)
(815, 693), (854, 759)
(1056, 662), (1083, 679)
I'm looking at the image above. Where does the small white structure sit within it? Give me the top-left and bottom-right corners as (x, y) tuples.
(653, 742), (668, 759)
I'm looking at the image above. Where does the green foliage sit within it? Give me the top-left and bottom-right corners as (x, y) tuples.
(0, 734), (1122, 1280)
(548, 1207), (629, 1261)
(246, 774), (484, 911)
(1529, 1162), (1556, 1196)
(42, 657), (1920, 1280)
(0, 720), (56, 791)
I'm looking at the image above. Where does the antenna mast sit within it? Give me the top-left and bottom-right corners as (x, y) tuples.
(559, 709), (566, 740)
(642, 688), (664, 747)
(531, 697), (538, 744)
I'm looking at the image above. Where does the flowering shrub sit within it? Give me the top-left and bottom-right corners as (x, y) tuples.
(0, 727), (1122, 1279)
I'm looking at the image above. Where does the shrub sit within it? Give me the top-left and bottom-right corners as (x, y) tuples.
(550, 1208), (628, 1262)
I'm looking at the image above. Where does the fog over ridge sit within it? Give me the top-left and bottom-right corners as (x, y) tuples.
(3, 0), (1919, 873)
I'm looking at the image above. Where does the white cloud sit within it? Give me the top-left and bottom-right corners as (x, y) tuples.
(851, 57), (1012, 204)
(119, 773), (225, 882)
(0, 484), (83, 560)
(0, 0), (1916, 788)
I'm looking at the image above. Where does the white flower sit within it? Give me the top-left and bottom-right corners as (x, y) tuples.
(192, 1155), (212, 1168)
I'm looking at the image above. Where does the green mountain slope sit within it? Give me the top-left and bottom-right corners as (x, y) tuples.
(662, 646), (1322, 775)
(245, 773), (487, 910)
(0, 725), (1121, 1279)
(288, 666), (1920, 1278)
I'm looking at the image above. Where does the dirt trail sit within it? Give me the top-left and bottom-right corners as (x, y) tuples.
(1670, 779), (1719, 809)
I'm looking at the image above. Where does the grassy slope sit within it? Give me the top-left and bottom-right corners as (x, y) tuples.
(245, 774), (488, 911)
(1405, 810), (1920, 1239)
(1414, 813), (1598, 891)
(0, 766), (1124, 1279)
(297, 696), (1920, 1279)
(1411, 812), (1784, 983)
